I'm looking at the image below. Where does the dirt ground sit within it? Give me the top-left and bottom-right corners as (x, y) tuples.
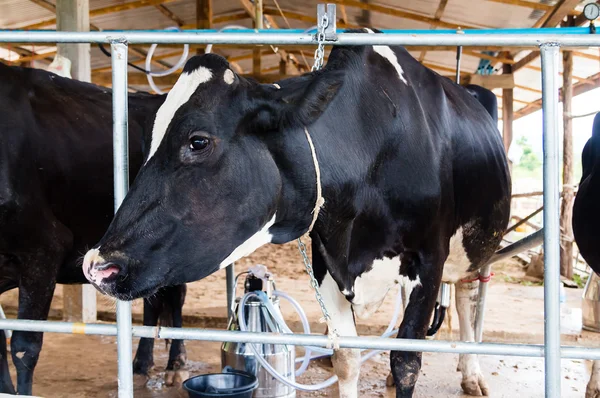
(1, 241), (598, 397)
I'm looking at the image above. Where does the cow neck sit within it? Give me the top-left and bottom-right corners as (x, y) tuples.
(303, 126), (325, 236)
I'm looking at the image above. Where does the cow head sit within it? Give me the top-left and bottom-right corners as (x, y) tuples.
(83, 54), (343, 300)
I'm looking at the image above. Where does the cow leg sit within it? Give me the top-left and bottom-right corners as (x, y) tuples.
(11, 260), (59, 395)
(320, 272), (360, 398)
(456, 281), (488, 396)
(390, 251), (443, 398)
(133, 297), (160, 376)
(165, 284), (187, 372)
(587, 360), (600, 398)
(0, 329), (15, 394)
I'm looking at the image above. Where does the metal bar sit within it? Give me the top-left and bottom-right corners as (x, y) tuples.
(487, 229), (545, 265)
(475, 229), (545, 342)
(474, 263), (491, 343)
(2, 31), (600, 46)
(0, 304), (11, 339)
(2, 319), (600, 360)
(226, 263), (235, 320)
(540, 42), (562, 398)
(111, 41), (133, 398)
(455, 45), (462, 83)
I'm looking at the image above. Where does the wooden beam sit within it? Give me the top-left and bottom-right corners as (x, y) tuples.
(502, 63), (514, 155)
(56, 0), (97, 323)
(535, 0), (582, 28)
(196, 0), (212, 29)
(92, 50), (183, 73)
(487, 0), (580, 15)
(419, 0), (448, 63)
(524, 63), (594, 84)
(327, 0), (481, 30)
(27, 0), (56, 12)
(513, 50), (541, 72)
(572, 50), (600, 61)
(515, 71), (600, 118)
(21, 0), (179, 29)
(463, 50), (516, 64)
(560, 49), (575, 279)
(155, 4), (184, 26)
(339, 4), (349, 24)
(253, 0), (263, 75)
(515, 84), (542, 94)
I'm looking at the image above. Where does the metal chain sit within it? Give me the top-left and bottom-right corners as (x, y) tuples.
(297, 237), (330, 321)
(311, 13), (328, 72)
(296, 12), (332, 323)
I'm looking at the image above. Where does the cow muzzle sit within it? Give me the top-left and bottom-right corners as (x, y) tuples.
(83, 248), (126, 289)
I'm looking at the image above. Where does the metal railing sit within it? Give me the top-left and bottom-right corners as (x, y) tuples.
(1, 23), (598, 398)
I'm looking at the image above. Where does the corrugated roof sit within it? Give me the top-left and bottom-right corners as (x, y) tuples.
(1, 0), (598, 119)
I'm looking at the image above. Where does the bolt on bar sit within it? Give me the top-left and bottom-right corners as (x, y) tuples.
(2, 319), (600, 361)
(540, 43), (562, 398)
(111, 41), (134, 398)
(1, 30), (600, 47)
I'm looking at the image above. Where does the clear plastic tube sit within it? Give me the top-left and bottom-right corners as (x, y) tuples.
(145, 26), (189, 95)
(237, 284), (405, 391)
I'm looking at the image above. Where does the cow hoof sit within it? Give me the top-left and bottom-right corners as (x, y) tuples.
(133, 373), (148, 386)
(385, 372), (395, 387)
(461, 373), (489, 396)
(586, 381), (600, 398)
(165, 370), (190, 387)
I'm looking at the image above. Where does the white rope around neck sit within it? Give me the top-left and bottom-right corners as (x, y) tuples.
(303, 127), (325, 234)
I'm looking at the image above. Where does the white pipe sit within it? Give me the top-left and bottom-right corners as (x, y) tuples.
(145, 26), (189, 94)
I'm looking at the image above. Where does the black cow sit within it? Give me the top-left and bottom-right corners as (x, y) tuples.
(83, 29), (511, 398)
(0, 63), (187, 395)
(573, 113), (600, 398)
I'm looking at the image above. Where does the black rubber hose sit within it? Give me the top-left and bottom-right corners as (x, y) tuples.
(426, 302), (447, 336)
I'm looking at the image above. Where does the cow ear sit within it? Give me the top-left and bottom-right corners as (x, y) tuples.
(287, 71), (344, 127)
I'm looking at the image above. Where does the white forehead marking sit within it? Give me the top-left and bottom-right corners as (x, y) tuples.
(146, 66), (213, 163)
(219, 213), (277, 268)
(272, 83), (281, 89)
(363, 28), (408, 85)
(224, 69), (235, 85)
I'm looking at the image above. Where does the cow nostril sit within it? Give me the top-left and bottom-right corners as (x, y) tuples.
(92, 262), (122, 282)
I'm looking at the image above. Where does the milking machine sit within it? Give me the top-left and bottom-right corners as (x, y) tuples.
(210, 264), (451, 397)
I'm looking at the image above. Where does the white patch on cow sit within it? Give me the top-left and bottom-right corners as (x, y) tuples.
(442, 227), (473, 283)
(351, 256), (421, 320)
(219, 213), (277, 268)
(363, 28), (408, 85)
(456, 282), (489, 395)
(224, 69), (235, 85)
(587, 360), (600, 398)
(272, 83), (281, 89)
(146, 66), (214, 163)
(15, 351), (25, 359)
(320, 272), (360, 397)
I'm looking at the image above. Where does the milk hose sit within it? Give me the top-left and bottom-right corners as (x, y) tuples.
(238, 283), (405, 391)
(145, 25), (249, 95)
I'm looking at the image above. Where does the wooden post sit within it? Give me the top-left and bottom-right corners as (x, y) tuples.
(502, 62), (514, 157)
(56, 0), (97, 323)
(253, 0), (263, 76)
(560, 48), (575, 280)
(196, 0), (212, 54)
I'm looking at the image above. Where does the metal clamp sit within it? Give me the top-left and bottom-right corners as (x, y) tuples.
(317, 3), (337, 41)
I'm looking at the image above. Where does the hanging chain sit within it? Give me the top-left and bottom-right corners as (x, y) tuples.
(297, 237), (330, 321)
(296, 11), (332, 323)
(311, 13), (328, 72)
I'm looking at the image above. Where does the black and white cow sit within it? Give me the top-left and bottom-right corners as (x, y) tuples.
(573, 113), (600, 398)
(83, 29), (511, 397)
(0, 63), (187, 395)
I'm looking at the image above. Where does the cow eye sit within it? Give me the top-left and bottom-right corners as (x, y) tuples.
(189, 136), (210, 151)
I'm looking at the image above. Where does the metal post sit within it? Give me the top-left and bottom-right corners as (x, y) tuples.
(111, 41), (134, 398)
(455, 45), (462, 84)
(226, 263), (235, 320)
(474, 264), (491, 342)
(540, 43), (561, 398)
